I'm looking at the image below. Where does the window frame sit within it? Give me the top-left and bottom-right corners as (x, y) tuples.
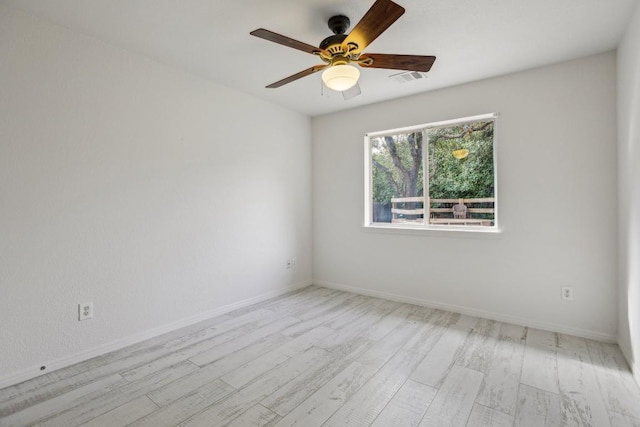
(364, 113), (499, 233)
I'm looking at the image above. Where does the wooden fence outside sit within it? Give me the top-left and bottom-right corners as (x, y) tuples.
(390, 196), (495, 226)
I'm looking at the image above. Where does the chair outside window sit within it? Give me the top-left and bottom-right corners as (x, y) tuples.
(452, 203), (467, 219)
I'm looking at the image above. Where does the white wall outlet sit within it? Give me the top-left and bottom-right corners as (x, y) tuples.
(79, 302), (93, 320)
(291, 258), (297, 269)
(286, 259), (292, 269)
(561, 287), (574, 301)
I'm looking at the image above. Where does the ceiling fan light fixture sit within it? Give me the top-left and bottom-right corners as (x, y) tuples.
(322, 64), (360, 91)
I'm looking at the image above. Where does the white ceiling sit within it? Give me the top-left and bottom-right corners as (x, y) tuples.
(3, 0), (637, 116)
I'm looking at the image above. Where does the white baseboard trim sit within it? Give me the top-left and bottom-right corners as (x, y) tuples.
(0, 280), (311, 390)
(618, 339), (640, 387)
(314, 280), (617, 344)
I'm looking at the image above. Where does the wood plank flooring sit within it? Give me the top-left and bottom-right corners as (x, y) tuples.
(1, 285), (639, 427)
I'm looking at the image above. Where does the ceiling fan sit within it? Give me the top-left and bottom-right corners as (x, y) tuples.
(250, 0), (436, 93)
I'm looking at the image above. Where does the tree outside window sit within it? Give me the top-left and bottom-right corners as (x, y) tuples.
(367, 115), (496, 228)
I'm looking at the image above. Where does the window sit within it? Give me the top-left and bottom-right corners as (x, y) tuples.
(364, 113), (497, 230)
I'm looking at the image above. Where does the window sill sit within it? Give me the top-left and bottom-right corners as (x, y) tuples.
(361, 224), (503, 239)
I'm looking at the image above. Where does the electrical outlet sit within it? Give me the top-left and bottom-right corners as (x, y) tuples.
(79, 302), (93, 321)
(291, 258), (297, 269)
(286, 259), (292, 269)
(561, 287), (573, 301)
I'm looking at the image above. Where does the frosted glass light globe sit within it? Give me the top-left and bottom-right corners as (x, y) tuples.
(322, 65), (360, 91)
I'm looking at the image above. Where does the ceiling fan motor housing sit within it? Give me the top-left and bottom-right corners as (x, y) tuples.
(320, 15), (351, 54)
(319, 34), (347, 54)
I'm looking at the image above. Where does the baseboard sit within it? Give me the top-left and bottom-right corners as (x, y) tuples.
(0, 280), (311, 390)
(618, 339), (640, 387)
(314, 280), (617, 343)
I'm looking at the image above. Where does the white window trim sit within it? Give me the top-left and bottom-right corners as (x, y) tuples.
(364, 113), (500, 234)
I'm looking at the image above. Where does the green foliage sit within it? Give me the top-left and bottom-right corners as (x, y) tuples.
(371, 163), (397, 204)
(370, 120), (494, 204)
(428, 121), (494, 199)
(371, 132), (423, 204)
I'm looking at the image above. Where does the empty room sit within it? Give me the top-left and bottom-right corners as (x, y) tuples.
(1, 0), (640, 425)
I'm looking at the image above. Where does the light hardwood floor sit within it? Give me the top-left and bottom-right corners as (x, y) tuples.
(1, 286), (639, 426)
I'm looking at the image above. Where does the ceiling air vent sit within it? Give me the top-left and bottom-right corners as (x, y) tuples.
(389, 71), (429, 84)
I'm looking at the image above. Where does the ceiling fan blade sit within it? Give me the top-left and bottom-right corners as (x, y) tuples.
(342, 0), (405, 55)
(266, 64), (328, 88)
(250, 29), (326, 56)
(359, 54), (436, 72)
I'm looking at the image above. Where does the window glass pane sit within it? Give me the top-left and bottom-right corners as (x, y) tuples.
(370, 132), (425, 224)
(427, 120), (495, 226)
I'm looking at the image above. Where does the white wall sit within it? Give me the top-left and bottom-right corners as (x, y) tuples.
(313, 52), (618, 341)
(617, 1), (640, 384)
(0, 5), (312, 385)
